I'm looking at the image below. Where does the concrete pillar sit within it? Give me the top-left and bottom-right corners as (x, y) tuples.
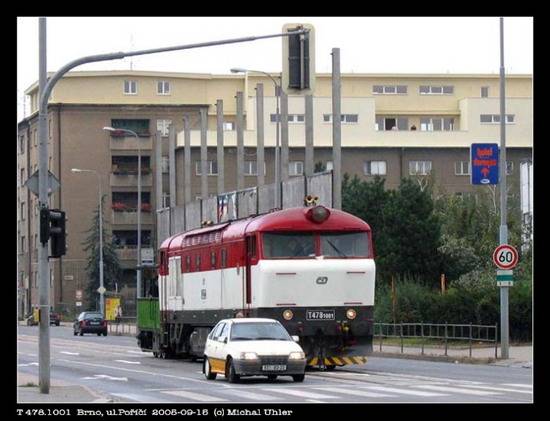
(168, 124), (176, 207)
(200, 108), (208, 200)
(305, 94), (314, 177)
(256, 83), (265, 186)
(216, 100), (225, 194)
(280, 90), (289, 182)
(183, 115), (191, 204)
(236, 91), (245, 191)
(332, 48), (342, 210)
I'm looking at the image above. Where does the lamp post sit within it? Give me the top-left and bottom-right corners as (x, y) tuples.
(231, 68), (281, 208)
(71, 168), (104, 316)
(103, 127), (142, 301)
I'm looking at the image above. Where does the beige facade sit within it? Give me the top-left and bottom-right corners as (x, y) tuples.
(18, 70), (533, 316)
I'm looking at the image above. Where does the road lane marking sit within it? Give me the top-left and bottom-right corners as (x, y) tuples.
(219, 389), (282, 401)
(262, 388), (338, 400)
(503, 383), (532, 389)
(126, 350), (145, 354)
(82, 374), (128, 381)
(60, 351), (80, 356)
(18, 362), (38, 367)
(313, 386), (393, 398)
(416, 385), (499, 396)
(458, 384), (532, 394)
(162, 390), (228, 402)
(111, 393), (173, 403)
(115, 360), (141, 365)
(364, 386), (447, 397)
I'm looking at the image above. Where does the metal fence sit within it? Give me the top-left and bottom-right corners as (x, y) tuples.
(108, 317), (137, 336)
(374, 322), (498, 359)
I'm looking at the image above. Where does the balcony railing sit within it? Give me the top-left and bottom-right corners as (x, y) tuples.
(111, 208), (153, 225)
(110, 173), (152, 187)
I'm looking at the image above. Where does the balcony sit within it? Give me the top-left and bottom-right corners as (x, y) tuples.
(110, 168), (153, 187)
(110, 134), (152, 151)
(116, 246), (137, 261)
(111, 206), (154, 225)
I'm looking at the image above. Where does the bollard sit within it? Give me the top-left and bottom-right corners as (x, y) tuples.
(421, 322), (424, 355)
(444, 322), (448, 356)
(469, 323), (473, 358)
(379, 325), (383, 352)
(400, 323), (404, 353)
(495, 323), (499, 359)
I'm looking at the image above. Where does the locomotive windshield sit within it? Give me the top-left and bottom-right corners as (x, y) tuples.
(320, 232), (369, 258)
(262, 232), (315, 258)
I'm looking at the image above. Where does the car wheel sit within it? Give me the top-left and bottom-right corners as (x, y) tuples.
(204, 357), (217, 380)
(267, 375), (277, 381)
(97, 333), (101, 336)
(292, 374), (305, 382)
(73, 330), (77, 336)
(103, 332), (108, 337)
(79, 331), (84, 336)
(325, 365), (336, 371)
(56, 322), (60, 326)
(153, 352), (159, 358)
(225, 358), (240, 383)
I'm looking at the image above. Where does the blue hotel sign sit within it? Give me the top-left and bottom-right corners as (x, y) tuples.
(471, 143), (499, 185)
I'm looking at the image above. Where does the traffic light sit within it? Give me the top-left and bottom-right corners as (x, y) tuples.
(282, 23), (315, 95)
(39, 208), (67, 258)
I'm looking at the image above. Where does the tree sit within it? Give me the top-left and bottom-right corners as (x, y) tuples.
(82, 195), (122, 310)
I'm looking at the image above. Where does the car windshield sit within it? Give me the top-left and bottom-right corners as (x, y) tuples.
(83, 313), (103, 320)
(262, 232), (315, 258)
(320, 232), (369, 258)
(230, 323), (292, 341)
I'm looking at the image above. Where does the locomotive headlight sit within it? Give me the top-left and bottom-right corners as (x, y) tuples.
(283, 309), (294, 321)
(288, 351), (305, 360)
(346, 309), (357, 320)
(239, 352), (258, 360)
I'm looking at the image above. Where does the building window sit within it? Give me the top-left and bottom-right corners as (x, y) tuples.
(455, 161), (470, 176)
(111, 119), (150, 136)
(289, 161), (304, 176)
(34, 130), (38, 147)
(20, 168), (25, 187)
(376, 117), (408, 131)
(21, 202), (26, 220)
(507, 161), (514, 175)
(195, 161), (218, 176)
(270, 114), (305, 123)
(19, 135), (25, 154)
(409, 160), (432, 176)
(480, 114), (515, 124)
(161, 157), (169, 173)
(157, 119), (172, 136)
(420, 117), (455, 131)
(373, 85), (408, 94)
(322, 114), (359, 123)
(481, 86), (489, 98)
(21, 236), (26, 253)
(419, 85), (454, 95)
(157, 80), (170, 95)
(223, 121), (235, 131)
(364, 161), (387, 176)
(124, 80), (137, 95)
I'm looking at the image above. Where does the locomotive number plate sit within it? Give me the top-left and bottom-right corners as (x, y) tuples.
(306, 310), (335, 321)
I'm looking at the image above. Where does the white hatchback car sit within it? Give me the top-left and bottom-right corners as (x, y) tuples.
(203, 318), (307, 383)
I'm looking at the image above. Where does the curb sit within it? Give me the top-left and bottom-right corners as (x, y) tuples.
(372, 351), (496, 365)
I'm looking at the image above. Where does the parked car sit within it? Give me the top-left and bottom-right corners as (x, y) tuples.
(73, 312), (108, 336)
(25, 309), (61, 326)
(203, 318), (307, 383)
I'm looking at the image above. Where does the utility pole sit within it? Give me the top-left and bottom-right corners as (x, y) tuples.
(332, 48), (342, 210)
(38, 17), (50, 394)
(499, 17), (510, 359)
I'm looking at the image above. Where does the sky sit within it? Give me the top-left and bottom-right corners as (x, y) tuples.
(16, 16), (533, 121)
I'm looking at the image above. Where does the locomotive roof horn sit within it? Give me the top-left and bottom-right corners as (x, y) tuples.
(304, 195), (319, 207)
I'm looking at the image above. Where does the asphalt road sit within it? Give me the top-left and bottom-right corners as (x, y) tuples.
(17, 325), (533, 403)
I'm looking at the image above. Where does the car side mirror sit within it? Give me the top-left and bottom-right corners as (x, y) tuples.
(292, 335), (300, 343)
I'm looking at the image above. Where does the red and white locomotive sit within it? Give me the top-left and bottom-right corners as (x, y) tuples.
(139, 202), (375, 368)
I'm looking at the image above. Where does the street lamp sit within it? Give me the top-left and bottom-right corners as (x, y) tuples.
(231, 68), (281, 208)
(71, 168), (104, 317)
(103, 126), (143, 301)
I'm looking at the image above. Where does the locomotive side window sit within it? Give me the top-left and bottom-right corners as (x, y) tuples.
(320, 232), (369, 257)
(185, 255), (191, 272)
(221, 249), (227, 268)
(211, 251), (217, 268)
(263, 232), (315, 258)
(195, 254), (201, 271)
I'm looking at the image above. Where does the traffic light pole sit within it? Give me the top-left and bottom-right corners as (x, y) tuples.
(35, 18), (307, 393)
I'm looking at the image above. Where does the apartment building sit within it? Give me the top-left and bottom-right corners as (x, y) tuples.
(17, 70), (532, 315)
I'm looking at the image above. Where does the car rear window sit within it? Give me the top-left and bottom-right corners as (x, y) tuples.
(83, 313), (103, 320)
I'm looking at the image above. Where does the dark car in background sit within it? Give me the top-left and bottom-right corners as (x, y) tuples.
(73, 312), (108, 336)
(25, 308), (61, 326)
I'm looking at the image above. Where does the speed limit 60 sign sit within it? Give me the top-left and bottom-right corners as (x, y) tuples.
(493, 244), (519, 270)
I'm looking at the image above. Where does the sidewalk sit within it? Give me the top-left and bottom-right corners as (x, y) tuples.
(372, 344), (532, 366)
(17, 372), (115, 403)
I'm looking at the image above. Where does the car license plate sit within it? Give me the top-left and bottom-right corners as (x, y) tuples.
(306, 310), (335, 321)
(90, 321), (100, 325)
(262, 365), (287, 371)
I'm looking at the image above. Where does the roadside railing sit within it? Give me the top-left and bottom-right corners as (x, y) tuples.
(373, 322), (498, 359)
(109, 317), (137, 336)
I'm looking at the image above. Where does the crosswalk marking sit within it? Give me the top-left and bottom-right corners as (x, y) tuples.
(162, 390), (228, 402)
(313, 387), (393, 398)
(364, 386), (446, 397)
(416, 385), (498, 396)
(262, 388), (338, 400)
(503, 383), (532, 389)
(221, 389), (282, 401)
(459, 385), (532, 394)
